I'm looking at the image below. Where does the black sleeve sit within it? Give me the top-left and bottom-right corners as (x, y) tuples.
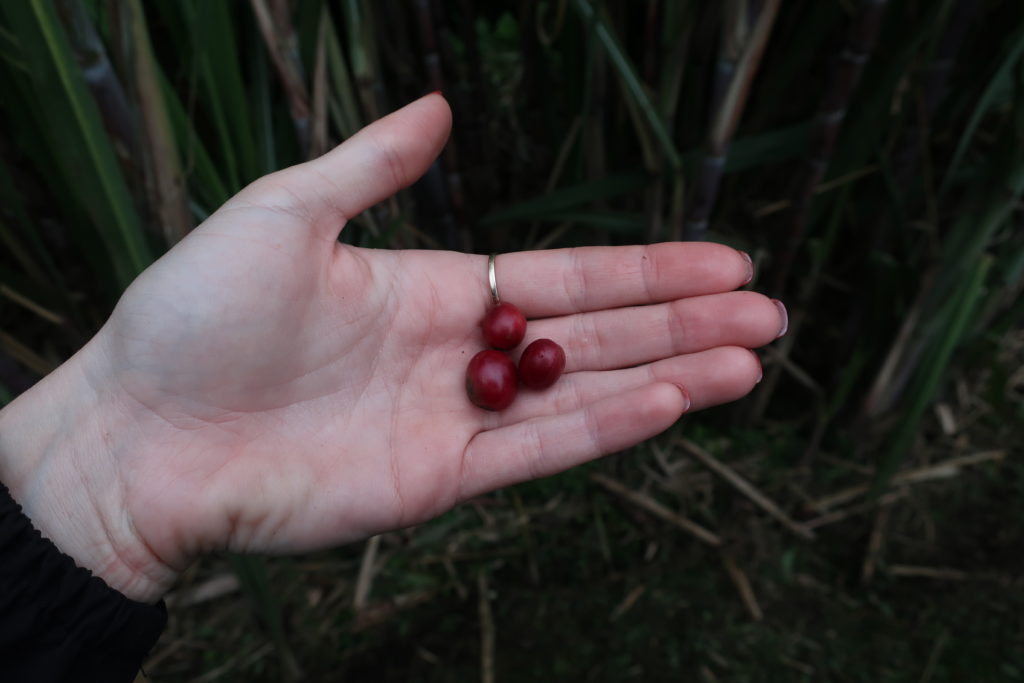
(0, 482), (167, 683)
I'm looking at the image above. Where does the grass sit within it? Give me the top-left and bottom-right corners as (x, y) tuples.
(153, 370), (1023, 680)
(1, 0), (1022, 680)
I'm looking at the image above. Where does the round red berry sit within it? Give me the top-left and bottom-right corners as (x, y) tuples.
(518, 339), (566, 390)
(481, 302), (527, 350)
(466, 350), (518, 410)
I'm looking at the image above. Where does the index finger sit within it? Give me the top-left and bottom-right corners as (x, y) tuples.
(492, 242), (753, 318)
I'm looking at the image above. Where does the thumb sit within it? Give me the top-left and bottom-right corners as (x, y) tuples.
(246, 93), (452, 238)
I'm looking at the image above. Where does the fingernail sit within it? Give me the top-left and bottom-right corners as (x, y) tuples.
(771, 299), (788, 338)
(674, 384), (692, 412)
(748, 349), (763, 383)
(428, 89), (443, 97)
(739, 251), (754, 285)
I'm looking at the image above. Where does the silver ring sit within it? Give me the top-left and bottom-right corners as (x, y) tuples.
(488, 253), (500, 305)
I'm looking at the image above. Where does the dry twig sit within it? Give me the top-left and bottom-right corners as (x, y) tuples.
(353, 534), (381, 612)
(861, 504), (892, 583)
(810, 450), (1006, 511)
(590, 472), (721, 546)
(609, 585), (647, 622)
(678, 438), (815, 541)
(721, 551), (763, 621)
(803, 490), (907, 529)
(478, 571), (495, 683)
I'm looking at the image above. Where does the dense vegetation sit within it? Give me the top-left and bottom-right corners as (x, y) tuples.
(1, 1), (1021, 680)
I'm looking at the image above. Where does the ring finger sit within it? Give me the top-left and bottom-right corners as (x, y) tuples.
(517, 291), (785, 372)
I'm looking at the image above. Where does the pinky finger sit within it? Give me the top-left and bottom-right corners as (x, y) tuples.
(458, 382), (688, 501)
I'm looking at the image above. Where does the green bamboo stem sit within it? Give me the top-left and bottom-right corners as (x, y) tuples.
(56, 0), (138, 169)
(412, 0), (463, 250)
(771, 0), (888, 294)
(684, 0), (780, 241)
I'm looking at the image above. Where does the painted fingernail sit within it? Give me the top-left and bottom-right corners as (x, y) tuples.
(739, 251), (754, 285)
(748, 349), (763, 383)
(674, 384), (692, 412)
(771, 299), (788, 338)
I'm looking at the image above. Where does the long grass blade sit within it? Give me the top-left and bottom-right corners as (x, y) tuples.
(940, 22), (1024, 192)
(569, 0), (682, 172)
(482, 170), (649, 225)
(871, 256), (992, 494)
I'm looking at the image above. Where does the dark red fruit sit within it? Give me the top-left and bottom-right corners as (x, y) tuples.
(466, 350), (518, 410)
(518, 339), (566, 390)
(481, 302), (527, 350)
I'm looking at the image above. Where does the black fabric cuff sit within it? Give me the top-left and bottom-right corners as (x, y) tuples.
(0, 481), (167, 683)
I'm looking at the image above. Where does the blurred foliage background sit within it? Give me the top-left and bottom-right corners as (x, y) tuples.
(1, 0), (1023, 681)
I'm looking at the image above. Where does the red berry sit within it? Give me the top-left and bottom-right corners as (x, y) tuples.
(466, 350), (518, 410)
(482, 302), (527, 350)
(518, 339), (566, 390)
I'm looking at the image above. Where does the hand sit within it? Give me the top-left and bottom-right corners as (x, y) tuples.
(0, 95), (784, 603)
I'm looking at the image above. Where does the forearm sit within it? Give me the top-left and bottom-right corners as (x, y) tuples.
(0, 337), (174, 604)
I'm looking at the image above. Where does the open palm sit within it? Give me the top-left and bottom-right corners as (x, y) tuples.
(83, 95), (782, 590)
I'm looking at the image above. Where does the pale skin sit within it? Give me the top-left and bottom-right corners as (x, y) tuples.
(0, 95), (785, 604)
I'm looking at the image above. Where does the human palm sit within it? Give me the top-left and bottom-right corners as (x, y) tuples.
(13, 96), (783, 599)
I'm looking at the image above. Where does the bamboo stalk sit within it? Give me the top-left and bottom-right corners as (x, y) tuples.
(684, 0), (781, 241)
(250, 0), (311, 155)
(771, 0), (888, 294)
(57, 0), (138, 171)
(657, 1), (694, 241)
(583, 18), (610, 247)
(412, 0), (463, 249)
(114, 0), (193, 245)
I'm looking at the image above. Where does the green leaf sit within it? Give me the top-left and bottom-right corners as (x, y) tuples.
(0, 0), (152, 288)
(546, 210), (647, 233)
(481, 170), (649, 225)
(178, 0), (259, 189)
(941, 23), (1024, 192)
(570, 0), (683, 171)
(872, 256), (992, 494)
(159, 70), (230, 211)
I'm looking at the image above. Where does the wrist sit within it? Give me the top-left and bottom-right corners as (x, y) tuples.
(0, 335), (177, 603)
